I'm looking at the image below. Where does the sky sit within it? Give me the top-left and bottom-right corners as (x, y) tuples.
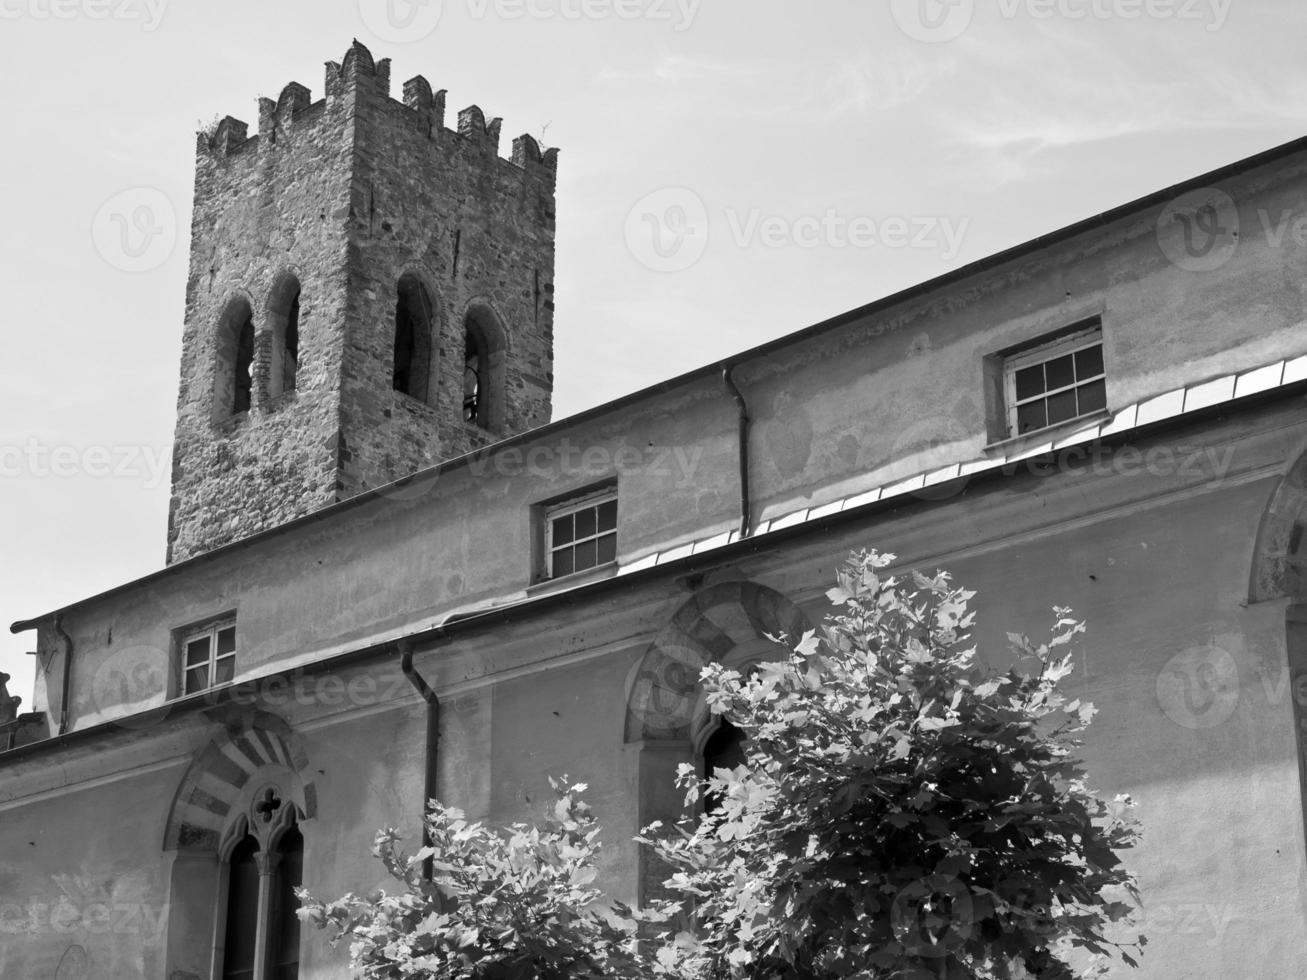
(1, 0), (1305, 706)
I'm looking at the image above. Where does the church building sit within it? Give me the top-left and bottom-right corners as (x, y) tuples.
(2, 41), (1307, 979)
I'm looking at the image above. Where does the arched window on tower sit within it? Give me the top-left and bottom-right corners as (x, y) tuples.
(702, 719), (747, 814)
(235, 320), (254, 415)
(464, 329), (482, 424)
(234, 318), (255, 414)
(462, 305), (505, 431)
(268, 275), (301, 400)
(393, 274), (434, 404)
(215, 298), (256, 421)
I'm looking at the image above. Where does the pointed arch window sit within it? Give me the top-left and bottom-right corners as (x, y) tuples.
(702, 718), (747, 814)
(393, 274), (435, 405)
(270, 826), (304, 980)
(222, 834), (261, 980)
(215, 804), (303, 980)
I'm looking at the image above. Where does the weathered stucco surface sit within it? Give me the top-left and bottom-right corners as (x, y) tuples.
(5, 39), (1307, 980)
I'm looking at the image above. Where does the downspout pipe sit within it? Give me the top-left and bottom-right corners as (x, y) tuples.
(400, 642), (440, 879)
(54, 615), (74, 736)
(722, 363), (752, 539)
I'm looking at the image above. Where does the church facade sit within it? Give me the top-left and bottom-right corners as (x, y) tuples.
(3, 41), (1307, 979)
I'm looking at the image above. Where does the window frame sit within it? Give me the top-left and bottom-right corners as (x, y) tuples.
(175, 615), (238, 699)
(213, 805), (303, 980)
(1001, 324), (1106, 439)
(541, 484), (618, 582)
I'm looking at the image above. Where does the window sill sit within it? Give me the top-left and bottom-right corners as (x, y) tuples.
(165, 679), (235, 704)
(214, 410), (250, 434)
(527, 561), (619, 596)
(983, 408), (1111, 457)
(266, 390), (299, 413)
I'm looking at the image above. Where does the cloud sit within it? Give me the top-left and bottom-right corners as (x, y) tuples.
(594, 52), (771, 86)
(803, 48), (959, 118)
(594, 46), (957, 121)
(929, 30), (1307, 183)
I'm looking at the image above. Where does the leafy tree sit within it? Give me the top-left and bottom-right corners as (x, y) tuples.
(641, 550), (1143, 980)
(297, 779), (645, 980)
(299, 550), (1141, 980)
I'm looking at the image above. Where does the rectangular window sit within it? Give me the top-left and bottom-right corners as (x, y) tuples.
(1004, 325), (1105, 437)
(180, 619), (237, 696)
(545, 487), (617, 579)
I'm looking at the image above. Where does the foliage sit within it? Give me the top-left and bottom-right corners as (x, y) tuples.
(296, 779), (645, 980)
(299, 550), (1142, 980)
(641, 549), (1143, 980)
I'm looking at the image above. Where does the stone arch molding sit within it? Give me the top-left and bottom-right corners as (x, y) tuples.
(1249, 442), (1307, 603)
(624, 579), (811, 743)
(163, 711), (317, 853)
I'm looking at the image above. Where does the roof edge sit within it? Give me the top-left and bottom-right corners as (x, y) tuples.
(12, 131), (1307, 632)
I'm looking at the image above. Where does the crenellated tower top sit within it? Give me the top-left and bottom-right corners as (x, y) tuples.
(197, 40), (558, 183)
(169, 41), (559, 563)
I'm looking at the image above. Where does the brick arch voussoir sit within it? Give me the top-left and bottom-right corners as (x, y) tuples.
(624, 581), (810, 743)
(1249, 443), (1307, 604)
(163, 713), (316, 853)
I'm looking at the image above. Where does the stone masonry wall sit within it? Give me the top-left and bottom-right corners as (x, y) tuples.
(333, 44), (557, 497)
(167, 42), (558, 561)
(167, 77), (356, 563)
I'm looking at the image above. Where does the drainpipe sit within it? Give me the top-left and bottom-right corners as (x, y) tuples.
(722, 363), (752, 539)
(54, 615), (74, 736)
(399, 642), (440, 879)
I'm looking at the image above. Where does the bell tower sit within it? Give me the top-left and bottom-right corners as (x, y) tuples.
(167, 42), (558, 564)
